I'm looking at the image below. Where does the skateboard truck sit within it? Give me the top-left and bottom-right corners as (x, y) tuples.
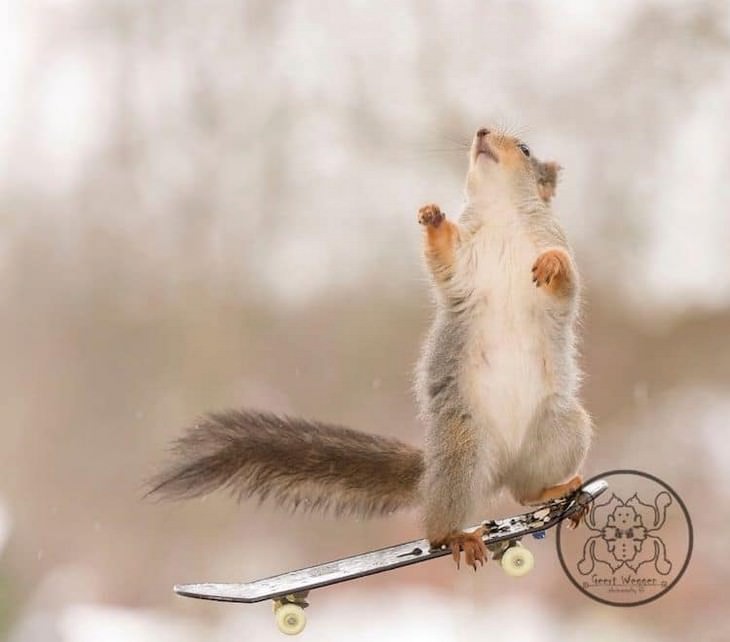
(485, 538), (535, 576)
(272, 591), (309, 635)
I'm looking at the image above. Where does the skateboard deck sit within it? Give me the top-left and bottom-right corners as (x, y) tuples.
(175, 479), (607, 604)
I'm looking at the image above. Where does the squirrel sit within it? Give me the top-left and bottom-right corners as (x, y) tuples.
(148, 127), (592, 570)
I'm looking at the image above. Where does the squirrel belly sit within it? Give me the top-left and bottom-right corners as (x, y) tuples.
(147, 410), (425, 518)
(459, 223), (555, 447)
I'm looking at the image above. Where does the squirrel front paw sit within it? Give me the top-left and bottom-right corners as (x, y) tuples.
(532, 249), (571, 292)
(418, 203), (445, 228)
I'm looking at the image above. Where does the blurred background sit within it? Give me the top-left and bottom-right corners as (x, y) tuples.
(1, 0), (728, 640)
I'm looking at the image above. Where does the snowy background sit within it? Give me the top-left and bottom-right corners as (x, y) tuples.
(1, 1), (728, 640)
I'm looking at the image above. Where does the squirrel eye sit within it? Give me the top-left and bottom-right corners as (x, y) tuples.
(518, 143), (531, 157)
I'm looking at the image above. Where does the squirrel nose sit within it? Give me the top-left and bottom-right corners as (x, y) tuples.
(476, 128), (490, 138)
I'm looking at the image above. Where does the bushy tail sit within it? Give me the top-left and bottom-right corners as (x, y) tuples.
(147, 410), (424, 517)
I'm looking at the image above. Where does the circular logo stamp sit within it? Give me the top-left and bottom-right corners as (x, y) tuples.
(556, 470), (693, 606)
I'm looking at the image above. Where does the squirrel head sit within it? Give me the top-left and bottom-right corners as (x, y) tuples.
(465, 128), (561, 207)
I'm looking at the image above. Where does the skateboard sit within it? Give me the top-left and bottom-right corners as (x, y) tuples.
(175, 478), (607, 635)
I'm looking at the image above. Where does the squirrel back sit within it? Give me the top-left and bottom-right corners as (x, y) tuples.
(148, 410), (424, 517)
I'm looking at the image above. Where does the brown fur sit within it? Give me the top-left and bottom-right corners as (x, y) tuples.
(147, 410), (424, 517)
(531, 248), (574, 297)
(439, 526), (487, 570)
(522, 474), (583, 505)
(532, 159), (561, 203)
(418, 203), (459, 285)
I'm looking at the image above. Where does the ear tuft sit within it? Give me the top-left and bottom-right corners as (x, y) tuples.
(533, 160), (562, 203)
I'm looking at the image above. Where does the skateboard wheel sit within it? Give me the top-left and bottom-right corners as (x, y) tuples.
(500, 544), (534, 577)
(275, 602), (306, 635)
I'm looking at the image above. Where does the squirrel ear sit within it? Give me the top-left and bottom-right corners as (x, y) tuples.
(534, 160), (562, 203)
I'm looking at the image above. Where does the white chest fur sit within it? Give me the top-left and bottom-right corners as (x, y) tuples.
(456, 218), (550, 448)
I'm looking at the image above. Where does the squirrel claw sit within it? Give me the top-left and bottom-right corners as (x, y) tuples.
(531, 249), (569, 291)
(444, 527), (487, 571)
(418, 203), (445, 228)
(567, 505), (587, 530)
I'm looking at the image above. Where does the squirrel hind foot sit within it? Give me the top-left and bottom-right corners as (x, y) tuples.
(521, 474), (583, 506)
(566, 503), (588, 530)
(434, 527), (488, 571)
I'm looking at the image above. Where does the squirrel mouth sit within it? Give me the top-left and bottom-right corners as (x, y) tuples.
(476, 144), (499, 163)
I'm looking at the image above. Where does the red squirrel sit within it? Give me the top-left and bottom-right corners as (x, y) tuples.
(149, 127), (591, 570)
